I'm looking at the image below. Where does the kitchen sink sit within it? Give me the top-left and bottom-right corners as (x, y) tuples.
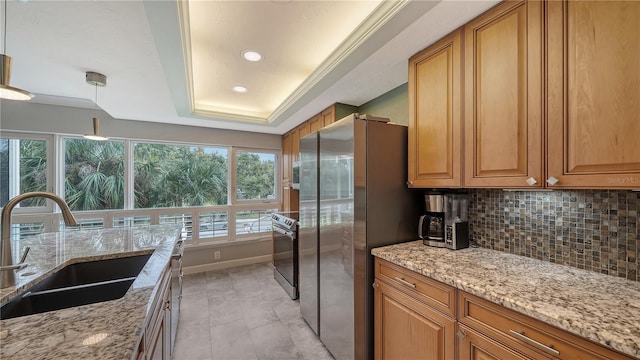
(0, 253), (152, 320)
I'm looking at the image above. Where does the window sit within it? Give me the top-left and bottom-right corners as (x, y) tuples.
(64, 138), (125, 210)
(134, 143), (228, 208)
(4, 131), (279, 245)
(235, 209), (276, 235)
(0, 137), (49, 208)
(235, 150), (277, 201)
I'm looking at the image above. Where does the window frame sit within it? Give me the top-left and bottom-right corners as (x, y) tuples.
(0, 131), (55, 214)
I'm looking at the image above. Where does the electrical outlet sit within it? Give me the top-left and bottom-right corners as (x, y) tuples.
(214, 251), (221, 260)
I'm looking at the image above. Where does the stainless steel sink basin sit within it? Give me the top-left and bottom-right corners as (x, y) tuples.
(0, 253), (151, 320)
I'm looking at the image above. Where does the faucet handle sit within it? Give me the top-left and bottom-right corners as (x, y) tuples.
(19, 246), (30, 263)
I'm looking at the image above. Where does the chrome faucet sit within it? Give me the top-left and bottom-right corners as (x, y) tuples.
(1, 191), (78, 289)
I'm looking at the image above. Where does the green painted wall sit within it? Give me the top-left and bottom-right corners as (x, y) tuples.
(357, 83), (408, 125)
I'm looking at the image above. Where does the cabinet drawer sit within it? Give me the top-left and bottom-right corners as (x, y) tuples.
(375, 258), (455, 317)
(458, 291), (633, 360)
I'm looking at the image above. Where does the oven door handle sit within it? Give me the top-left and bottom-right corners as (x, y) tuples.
(273, 226), (295, 238)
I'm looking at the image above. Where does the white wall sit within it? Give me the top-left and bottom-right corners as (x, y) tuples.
(0, 100), (281, 149)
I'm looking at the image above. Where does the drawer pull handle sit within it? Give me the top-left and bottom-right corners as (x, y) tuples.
(394, 277), (416, 288)
(509, 329), (560, 356)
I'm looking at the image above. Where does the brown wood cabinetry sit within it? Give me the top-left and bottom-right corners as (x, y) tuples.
(282, 132), (292, 187)
(374, 258), (456, 360)
(408, 29), (463, 188)
(309, 114), (323, 133)
(458, 291), (634, 360)
(546, 0), (640, 189)
(373, 258), (634, 360)
(463, 0), (544, 188)
(458, 324), (537, 360)
(409, 0), (639, 190)
(321, 106), (335, 127)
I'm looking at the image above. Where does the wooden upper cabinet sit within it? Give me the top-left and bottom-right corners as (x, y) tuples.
(309, 114), (323, 133)
(547, 0), (640, 189)
(282, 132), (292, 185)
(322, 106), (336, 127)
(290, 129), (300, 164)
(464, 0), (544, 188)
(408, 29), (463, 188)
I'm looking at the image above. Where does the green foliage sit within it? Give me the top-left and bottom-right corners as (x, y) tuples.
(236, 152), (274, 200)
(64, 139), (125, 210)
(3, 138), (275, 211)
(133, 144), (228, 208)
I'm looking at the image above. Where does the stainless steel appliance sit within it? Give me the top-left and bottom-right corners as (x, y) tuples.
(419, 192), (445, 246)
(421, 192), (470, 250)
(272, 212), (299, 299)
(299, 114), (419, 360)
(443, 193), (470, 250)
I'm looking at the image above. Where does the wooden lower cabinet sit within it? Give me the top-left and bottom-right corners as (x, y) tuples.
(458, 291), (634, 360)
(374, 258), (635, 360)
(458, 325), (536, 360)
(374, 280), (456, 360)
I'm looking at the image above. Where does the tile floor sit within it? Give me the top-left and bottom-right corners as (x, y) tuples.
(172, 262), (334, 360)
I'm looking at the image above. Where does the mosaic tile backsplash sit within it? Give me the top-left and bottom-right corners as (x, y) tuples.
(469, 189), (639, 281)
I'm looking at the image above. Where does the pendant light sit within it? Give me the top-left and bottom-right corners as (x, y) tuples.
(0, 0), (34, 100)
(83, 71), (109, 141)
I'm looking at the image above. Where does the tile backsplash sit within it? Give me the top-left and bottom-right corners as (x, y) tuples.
(469, 189), (639, 281)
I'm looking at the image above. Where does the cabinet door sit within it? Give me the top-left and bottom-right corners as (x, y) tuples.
(547, 0), (640, 189)
(374, 281), (456, 360)
(408, 29), (463, 188)
(309, 114), (323, 133)
(458, 325), (537, 360)
(322, 106), (335, 127)
(464, 0), (544, 188)
(282, 132), (292, 186)
(291, 128), (301, 163)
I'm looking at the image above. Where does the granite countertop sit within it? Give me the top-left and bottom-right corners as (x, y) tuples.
(372, 241), (640, 358)
(0, 224), (182, 360)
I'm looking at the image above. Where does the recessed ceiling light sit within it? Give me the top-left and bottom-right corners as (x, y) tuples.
(233, 86), (248, 93)
(242, 50), (262, 62)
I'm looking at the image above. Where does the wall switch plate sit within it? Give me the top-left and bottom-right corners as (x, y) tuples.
(214, 251), (221, 260)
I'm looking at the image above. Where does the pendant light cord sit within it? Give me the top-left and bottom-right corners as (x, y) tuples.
(94, 82), (98, 117)
(3, 0), (7, 54)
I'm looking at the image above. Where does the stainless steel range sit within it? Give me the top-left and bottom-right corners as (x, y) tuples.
(272, 212), (299, 299)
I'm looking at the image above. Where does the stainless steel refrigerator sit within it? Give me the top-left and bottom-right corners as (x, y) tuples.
(298, 114), (419, 360)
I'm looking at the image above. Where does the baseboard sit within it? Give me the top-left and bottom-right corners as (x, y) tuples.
(182, 255), (272, 275)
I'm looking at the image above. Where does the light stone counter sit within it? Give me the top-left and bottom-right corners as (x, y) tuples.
(372, 241), (640, 358)
(0, 224), (182, 360)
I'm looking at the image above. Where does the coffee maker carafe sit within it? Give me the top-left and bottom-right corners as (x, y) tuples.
(419, 193), (446, 247)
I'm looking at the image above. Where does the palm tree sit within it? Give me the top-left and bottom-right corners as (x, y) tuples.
(64, 139), (125, 210)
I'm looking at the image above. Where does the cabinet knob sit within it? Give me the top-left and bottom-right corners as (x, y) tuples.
(372, 282), (379, 289)
(546, 176), (559, 186)
(457, 330), (467, 339)
(526, 177), (537, 186)
(406, 180), (413, 186)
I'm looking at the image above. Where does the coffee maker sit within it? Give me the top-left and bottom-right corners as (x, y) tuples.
(419, 192), (469, 250)
(418, 192), (445, 247)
